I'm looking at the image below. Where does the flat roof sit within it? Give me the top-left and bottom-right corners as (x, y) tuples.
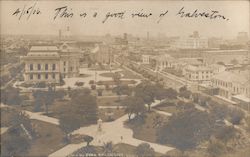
(30, 46), (58, 52)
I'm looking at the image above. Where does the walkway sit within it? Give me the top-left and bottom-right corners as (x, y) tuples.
(0, 103), (59, 125)
(49, 101), (174, 157)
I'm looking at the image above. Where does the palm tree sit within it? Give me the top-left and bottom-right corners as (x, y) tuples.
(102, 141), (115, 156)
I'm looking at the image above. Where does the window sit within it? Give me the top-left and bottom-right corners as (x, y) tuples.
(30, 64), (33, 71)
(45, 73), (48, 79)
(30, 74), (33, 80)
(52, 64), (56, 70)
(37, 74), (41, 79)
(52, 73), (55, 79)
(64, 61), (66, 66)
(64, 68), (66, 72)
(45, 64), (48, 70)
(37, 64), (41, 70)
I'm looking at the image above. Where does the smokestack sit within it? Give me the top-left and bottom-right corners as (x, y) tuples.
(124, 33), (127, 40)
(59, 29), (62, 41)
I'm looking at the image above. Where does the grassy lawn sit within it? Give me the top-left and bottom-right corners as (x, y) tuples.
(44, 100), (70, 119)
(27, 120), (66, 157)
(99, 72), (115, 78)
(1, 108), (18, 127)
(125, 112), (169, 143)
(97, 80), (137, 86)
(1, 119), (66, 157)
(119, 69), (142, 79)
(153, 99), (180, 114)
(97, 96), (124, 106)
(98, 108), (125, 122)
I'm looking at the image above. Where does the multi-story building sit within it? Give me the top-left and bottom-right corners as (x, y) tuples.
(21, 44), (80, 84)
(184, 65), (214, 84)
(150, 54), (176, 70)
(212, 71), (250, 99)
(94, 44), (113, 64)
(173, 31), (208, 49)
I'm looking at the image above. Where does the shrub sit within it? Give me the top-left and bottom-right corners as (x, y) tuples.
(75, 81), (84, 86)
(91, 85), (96, 90)
(89, 80), (95, 84)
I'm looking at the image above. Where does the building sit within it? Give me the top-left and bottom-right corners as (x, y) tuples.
(21, 46), (61, 83)
(184, 65), (214, 84)
(173, 31), (208, 49)
(212, 71), (250, 99)
(21, 44), (81, 84)
(150, 54), (176, 70)
(142, 55), (150, 64)
(92, 44), (114, 64)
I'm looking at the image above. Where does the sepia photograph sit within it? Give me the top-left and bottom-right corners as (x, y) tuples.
(0, 0), (250, 157)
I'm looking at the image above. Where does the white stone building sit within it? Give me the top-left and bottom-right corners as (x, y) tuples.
(21, 44), (80, 84)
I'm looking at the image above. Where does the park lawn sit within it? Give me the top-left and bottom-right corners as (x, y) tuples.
(44, 100), (70, 119)
(154, 105), (179, 114)
(99, 72), (116, 78)
(153, 99), (180, 114)
(97, 80), (137, 86)
(98, 108), (126, 122)
(97, 96), (124, 106)
(27, 120), (66, 157)
(1, 108), (18, 127)
(126, 112), (169, 144)
(119, 69), (143, 79)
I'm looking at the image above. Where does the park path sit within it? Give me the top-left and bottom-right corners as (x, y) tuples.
(49, 100), (174, 157)
(0, 103), (59, 125)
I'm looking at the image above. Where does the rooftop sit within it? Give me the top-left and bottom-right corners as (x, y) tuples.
(213, 71), (249, 84)
(30, 46), (58, 52)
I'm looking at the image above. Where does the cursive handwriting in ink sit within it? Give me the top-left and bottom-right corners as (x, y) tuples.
(12, 2), (41, 20)
(131, 9), (152, 18)
(54, 6), (74, 20)
(102, 11), (126, 23)
(157, 10), (168, 23)
(177, 7), (229, 21)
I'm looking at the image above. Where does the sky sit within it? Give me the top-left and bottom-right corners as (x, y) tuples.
(0, 0), (249, 38)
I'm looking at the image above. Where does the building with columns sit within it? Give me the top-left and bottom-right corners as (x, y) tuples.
(21, 44), (80, 84)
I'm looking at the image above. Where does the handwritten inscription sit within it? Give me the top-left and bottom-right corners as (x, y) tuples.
(177, 7), (229, 21)
(12, 3), (41, 20)
(12, 4), (230, 23)
(54, 6), (74, 20)
(102, 11), (126, 23)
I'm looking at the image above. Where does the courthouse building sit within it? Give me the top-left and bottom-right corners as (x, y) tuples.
(21, 44), (80, 84)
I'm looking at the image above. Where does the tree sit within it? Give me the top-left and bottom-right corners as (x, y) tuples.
(122, 96), (146, 120)
(214, 126), (238, 143)
(207, 139), (226, 157)
(83, 135), (94, 146)
(1, 87), (22, 106)
(33, 86), (55, 115)
(157, 108), (216, 151)
(155, 88), (178, 101)
(135, 81), (156, 111)
(102, 141), (115, 155)
(2, 111), (33, 156)
(59, 90), (98, 137)
(135, 143), (155, 157)
(1, 134), (31, 156)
